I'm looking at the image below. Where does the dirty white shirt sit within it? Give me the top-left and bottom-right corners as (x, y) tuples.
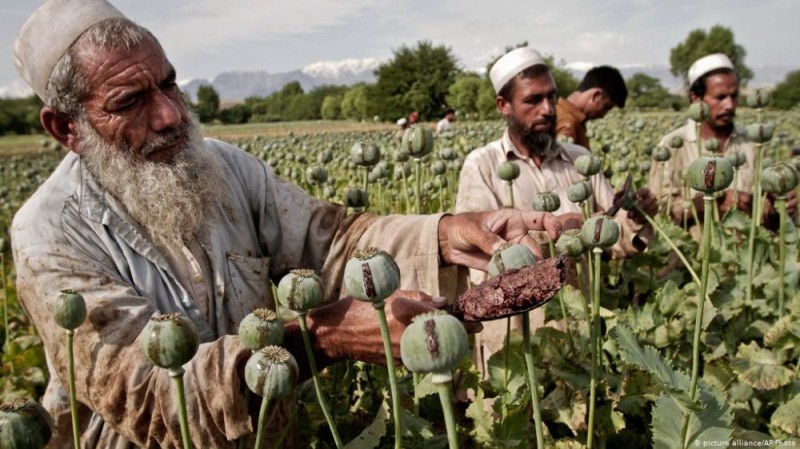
(11, 138), (446, 448)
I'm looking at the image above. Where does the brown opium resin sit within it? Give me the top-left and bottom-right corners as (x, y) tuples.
(452, 256), (566, 322)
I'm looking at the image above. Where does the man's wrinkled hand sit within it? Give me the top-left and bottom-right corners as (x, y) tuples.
(628, 188), (658, 225)
(437, 209), (562, 270)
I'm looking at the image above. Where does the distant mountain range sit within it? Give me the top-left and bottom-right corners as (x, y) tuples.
(1, 58), (795, 101)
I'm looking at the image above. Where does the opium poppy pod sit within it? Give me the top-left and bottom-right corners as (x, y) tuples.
(244, 346), (299, 399)
(574, 154), (602, 177)
(238, 308), (285, 351)
(400, 311), (469, 383)
(556, 229), (585, 257)
(140, 313), (200, 370)
(488, 243), (537, 276)
(350, 142), (381, 167)
(497, 161), (520, 181)
(344, 187), (369, 209)
(532, 191), (561, 212)
(277, 269), (324, 313)
(686, 156), (734, 194)
(431, 160), (447, 176)
(725, 149), (747, 168)
(581, 216), (620, 249)
(746, 89), (771, 109)
(567, 180), (593, 203)
(306, 165), (329, 185)
(0, 398), (54, 449)
(344, 247), (401, 304)
(704, 137), (721, 152)
(746, 123), (775, 144)
(669, 136), (684, 149)
(652, 146), (671, 162)
(762, 163), (799, 196)
(402, 125), (434, 159)
(53, 289), (86, 331)
(688, 102), (710, 122)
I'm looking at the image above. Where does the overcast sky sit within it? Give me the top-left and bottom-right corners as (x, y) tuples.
(1, 0), (798, 89)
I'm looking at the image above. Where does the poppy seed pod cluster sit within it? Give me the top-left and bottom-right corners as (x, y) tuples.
(402, 125), (434, 159)
(343, 247), (401, 304)
(277, 269), (324, 313)
(581, 216), (620, 249)
(488, 243), (537, 276)
(53, 289), (86, 331)
(400, 311), (469, 383)
(238, 308), (285, 351)
(140, 313), (201, 370)
(497, 161), (520, 181)
(350, 142), (381, 167)
(686, 156), (735, 194)
(761, 163), (799, 196)
(244, 346), (299, 400)
(532, 191), (561, 213)
(0, 398), (54, 449)
(574, 154), (602, 177)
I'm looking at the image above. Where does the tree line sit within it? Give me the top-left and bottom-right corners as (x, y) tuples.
(1, 25), (798, 135)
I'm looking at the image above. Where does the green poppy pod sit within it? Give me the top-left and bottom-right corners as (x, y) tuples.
(574, 154), (602, 177)
(238, 308), (285, 351)
(556, 229), (585, 257)
(761, 163), (799, 196)
(434, 176), (448, 188)
(53, 289), (86, 331)
(350, 142), (381, 167)
(0, 398), (54, 449)
(140, 313), (201, 370)
(488, 243), (537, 276)
(317, 149), (333, 164)
(688, 102), (710, 122)
(619, 146), (631, 157)
(686, 156), (735, 194)
(704, 137), (721, 152)
(643, 146), (654, 157)
(439, 147), (457, 161)
(746, 123), (775, 144)
(393, 148), (410, 163)
(344, 247), (401, 304)
(581, 216), (620, 249)
(402, 125), (435, 159)
(400, 311), (469, 383)
(601, 143), (612, 154)
(669, 136), (684, 149)
(431, 160), (447, 176)
(615, 160), (629, 172)
(639, 160), (652, 173)
(306, 165), (329, 185)
(322, 185), (336, 199)
(746, 89), (771, 109)
(497, 161), (520, 181)
(532, 191), (561, 212)
(394, 163), (412, 179)
(244, 346), (299, 399)
(277, 269), (324, 313)
(344, 187), (369, 209)
(725, 149), (747, 168)
(652, 146), (671, 162)
(567, 180), (593, 203)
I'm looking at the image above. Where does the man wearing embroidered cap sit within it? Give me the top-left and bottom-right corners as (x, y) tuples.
(455, 47), (656, 377)
(648, 53), (796, 229)
(11, 1), (565, 447)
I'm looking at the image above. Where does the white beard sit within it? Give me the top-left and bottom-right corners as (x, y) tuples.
(79, 116), (229, 253)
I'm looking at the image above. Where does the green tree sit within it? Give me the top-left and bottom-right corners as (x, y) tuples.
(218, 103), (251, 124)
(446, 73), (482, 116)
(476, 78), (499, 120)
(771, 70), (800, 110)
(626, 72), (672, 109)
(195, 84), (220, 123)
(321, 95), (342, 120)
(669, 25), (753, 87)
(370, 40), (460, 121)
(340, 84), (370, 120)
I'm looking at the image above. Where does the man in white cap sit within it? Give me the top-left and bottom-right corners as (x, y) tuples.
(11, 1), (563, 447)
(648, 53), (796, 228)
(455, 47), (656, 377)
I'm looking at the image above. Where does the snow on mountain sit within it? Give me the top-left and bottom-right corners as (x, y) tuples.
(301, 58), (380, 79)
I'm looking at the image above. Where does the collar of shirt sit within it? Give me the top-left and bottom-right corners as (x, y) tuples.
(558, 98), (586, 124)
(501, 128), (570, 164)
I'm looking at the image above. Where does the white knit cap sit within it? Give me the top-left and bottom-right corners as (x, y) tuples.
(489, 47), (547, 93)
(687, 53), (735, 87)
(14, 0), (127, 101)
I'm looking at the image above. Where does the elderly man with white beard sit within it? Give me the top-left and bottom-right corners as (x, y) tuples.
(10, 1), (563, 447)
